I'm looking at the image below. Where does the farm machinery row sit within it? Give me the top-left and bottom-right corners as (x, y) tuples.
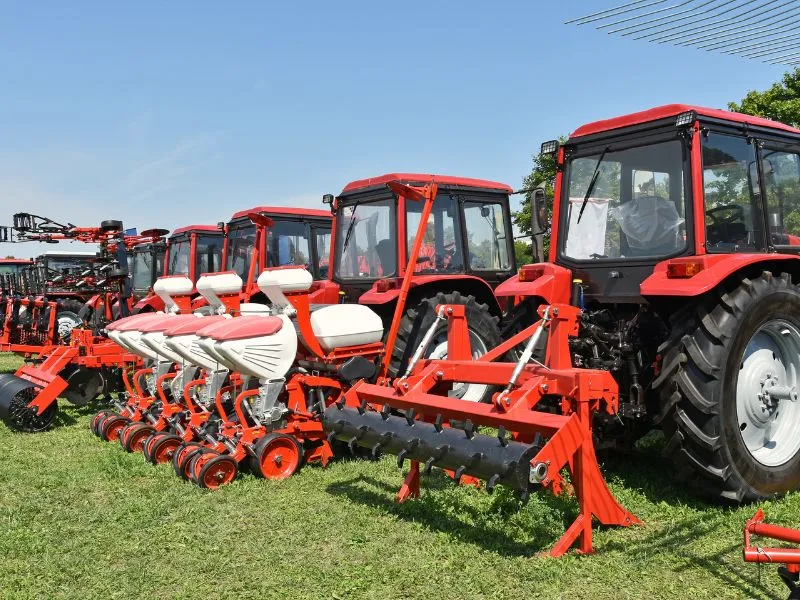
(7, 104), (800, 559)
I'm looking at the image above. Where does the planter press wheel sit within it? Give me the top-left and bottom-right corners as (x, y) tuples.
(150, 434), (184, 465)
(252, 433), (304, 480)
(142, 432), (163, 462)
(172, 442), (203, 478)
(91, 409), (117, 436)
(101, 415), (130, 442)
(195, 454), (238, 489)
(0, 377), (58, 432)
(122, 423), (155, 453)
(177, 446), (214, 481)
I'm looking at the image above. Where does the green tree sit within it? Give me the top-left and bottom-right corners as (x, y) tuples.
(514, 240), (533, 266)
(729, 68), (800, 127)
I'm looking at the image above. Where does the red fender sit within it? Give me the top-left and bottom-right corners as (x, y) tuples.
(358, 274), (497, 306)
(494, 263), (572, 305)
(641, 254), (800, 297)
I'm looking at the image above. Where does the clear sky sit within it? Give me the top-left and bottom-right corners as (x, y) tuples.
(0, 1), (788, 257)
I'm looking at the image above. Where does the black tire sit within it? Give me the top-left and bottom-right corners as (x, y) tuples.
(390, 291), (500, 402)
(62, 367), (103, 407)
(101, 219), (123, 232)
(55, 300), (84, 343)
(654, 271), (800, 503)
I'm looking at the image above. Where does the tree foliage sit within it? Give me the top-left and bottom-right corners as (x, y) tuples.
(729, 68), (800, 127)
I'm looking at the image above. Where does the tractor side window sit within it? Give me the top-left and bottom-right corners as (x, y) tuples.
(195, 235), (222, 277)
(702, 133), (763, 252)
(463, 202), (511, 271)
(313, 228), (331, 277)
(167, 240), (190, 275)
(406, 193), (462, 273)
(761, 149), (800, 248)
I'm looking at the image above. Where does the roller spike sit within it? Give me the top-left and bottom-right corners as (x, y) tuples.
(357, 425), (369, 439)
(463, 420), (474, 439)
(434, 444), (450, 457)
(454, 465), (466, 483)
(347, 437), (358, 454)
(434, 413), (444, 432)
(470, 452), (483, 466)
(335, 399), (344, 409)
(519, 489), (530, 504)
(487, 474), (500, 494)
(404, 408), (416, 425)
(424, 456), (435, 475)
(326, 431), (337, 445)
(533, 432), (543, 448)
(397, 449), (408, 468)
(406, 438), (420, 451)
(497, 426), (508, 447)
(381, 404), (392, 420)
(357, 400), (368, 415)
(371, 443), (382, 460)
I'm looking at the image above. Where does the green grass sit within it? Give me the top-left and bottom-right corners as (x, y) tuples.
(0, 352), (797, 600)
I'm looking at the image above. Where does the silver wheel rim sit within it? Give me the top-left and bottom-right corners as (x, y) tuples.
(427, 328), (489, 402)
(736, 319), (800, 467)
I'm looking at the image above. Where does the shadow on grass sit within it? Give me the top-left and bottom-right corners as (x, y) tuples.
(326, 472), (577, 557)
(603, 512), (777, 600)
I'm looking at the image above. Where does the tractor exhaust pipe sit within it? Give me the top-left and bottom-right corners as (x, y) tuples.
(323, 403), (541, 493)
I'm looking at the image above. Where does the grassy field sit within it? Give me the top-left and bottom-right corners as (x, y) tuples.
(0, 352), (797, 599)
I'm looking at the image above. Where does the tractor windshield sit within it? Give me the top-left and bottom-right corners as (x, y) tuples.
(266, 220), (312, 269)
(226, 223), (257, 279)
(334, 198), (395, 279)
(44, 256), (95, 276)
(0, 263), (26, 276)
(131, 247), (163, 292)
(561, 139), (687, 261)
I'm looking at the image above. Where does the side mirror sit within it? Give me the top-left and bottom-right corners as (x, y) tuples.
(532, 188), (549, 233)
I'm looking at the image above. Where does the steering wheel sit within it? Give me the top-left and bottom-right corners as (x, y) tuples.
(706, 204), (745, 225)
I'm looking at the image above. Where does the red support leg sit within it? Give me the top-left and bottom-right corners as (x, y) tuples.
(396, 461), (420, 503)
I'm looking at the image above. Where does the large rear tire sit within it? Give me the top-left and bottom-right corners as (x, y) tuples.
(390, 291), (500, 403)
(654, 271), (800, 502)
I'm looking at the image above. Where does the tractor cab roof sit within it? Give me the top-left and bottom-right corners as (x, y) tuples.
(37, 250), (98, 258)
(570, 104), (800, 141)
(229, 206), (331, 222)
(0, 258), (32, 265)
(340, 173), (512, 196)
(169, 224), (222, 237)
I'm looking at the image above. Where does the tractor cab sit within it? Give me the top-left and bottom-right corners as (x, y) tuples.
(223, 206), (332, 294)
(0, 259), (32, 293)
(128, 239), (167, 298)
(36, 251), (100, 299)
(132, 225), (223, 313)
(521, 104), (800, 304)
(330, 174), (516, 310)
(164, 225), (223, 283)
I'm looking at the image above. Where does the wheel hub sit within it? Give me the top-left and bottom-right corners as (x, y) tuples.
(428, 329), (489, 402)
(736, 320), (800, 467)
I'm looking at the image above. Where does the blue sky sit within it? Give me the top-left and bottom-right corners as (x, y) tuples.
(0, 1), (788, 257)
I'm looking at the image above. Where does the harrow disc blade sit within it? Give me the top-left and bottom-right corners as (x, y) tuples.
(62, 367), (104, 407)
(323, 404), (539, 493)
(0, 375), (58, 432)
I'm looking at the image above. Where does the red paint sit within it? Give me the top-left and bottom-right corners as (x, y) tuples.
(549, 146), (566, 262)
(230, 206), (331, 220)
(341, 173), (512, 195)
(0, 259), (32, 265)
(494, 263), (572, 305)
(170, 224), (220, 235)
(571, 104), (800, 139)
(641, 254), (800, 297)
(691, 124), (707, 255)
(209, 315), (284, 341)
(358, 274), (496, 306)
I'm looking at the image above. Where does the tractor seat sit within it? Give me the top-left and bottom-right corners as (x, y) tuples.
(308, 304), (383, 351)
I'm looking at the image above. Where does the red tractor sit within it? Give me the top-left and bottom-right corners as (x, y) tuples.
(325, 174), (517, 394)
(492, 104), (800, 503)
(133, 225), (224, 313)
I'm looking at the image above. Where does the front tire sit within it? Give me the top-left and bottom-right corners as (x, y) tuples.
(655, 271), (800, 502)
(390, 291), (500, 402)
